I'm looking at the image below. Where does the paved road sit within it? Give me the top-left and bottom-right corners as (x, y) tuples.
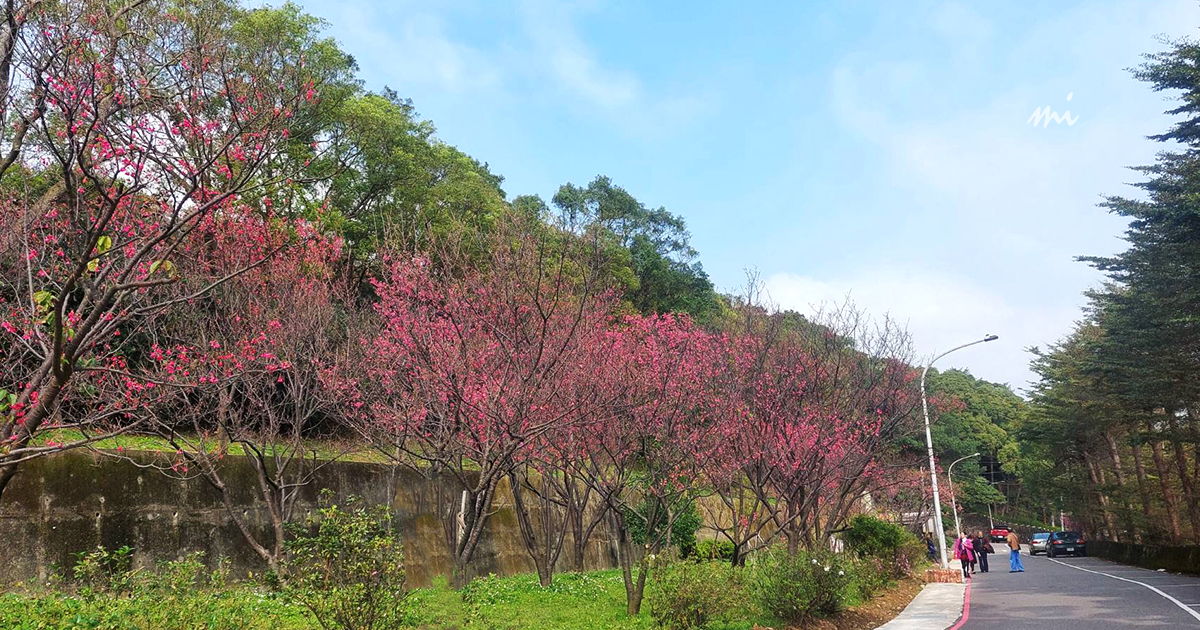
(961, 548), (1200, 629)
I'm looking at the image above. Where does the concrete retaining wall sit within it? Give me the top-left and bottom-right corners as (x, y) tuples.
(0, 451), (622, 587)
(1090, 540), (1200, 575)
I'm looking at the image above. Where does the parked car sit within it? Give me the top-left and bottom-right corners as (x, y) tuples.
(989, 525), (1011, 543)
(1047, 531), (1087, 558)
(1029, 532), (1051, 555)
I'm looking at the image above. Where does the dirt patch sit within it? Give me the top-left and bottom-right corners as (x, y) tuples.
(754, 576), (926, 630)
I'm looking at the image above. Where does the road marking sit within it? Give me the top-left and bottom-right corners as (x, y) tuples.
(947, 579), (971, 630)
(1048, 558), (1200, 622)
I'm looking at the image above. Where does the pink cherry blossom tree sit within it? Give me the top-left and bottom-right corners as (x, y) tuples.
(701, 298), (923, 563)
(351, 216), (617, 586)
(0, 0), (335, 499)
(576, 312), (723, 615)
(121, 216), (351, 574)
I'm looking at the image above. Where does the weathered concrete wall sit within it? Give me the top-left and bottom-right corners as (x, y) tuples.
(0, 451), (621, 587)
(1090, 540), (1200, 575)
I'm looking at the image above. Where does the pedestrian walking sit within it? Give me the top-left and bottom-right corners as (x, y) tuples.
(925, 532), (936, 562)
(968, 533), (978, 573)
(953, 533), (975, 580)
(973, 530), (991, 573)
(1006, 529), (1025, 572)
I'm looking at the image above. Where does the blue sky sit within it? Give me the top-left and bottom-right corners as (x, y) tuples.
(292, 0), (1200, 390)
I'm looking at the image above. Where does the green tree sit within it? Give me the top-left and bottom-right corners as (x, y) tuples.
(914, 369), (1021, 512)
(551, 176), (720, 321)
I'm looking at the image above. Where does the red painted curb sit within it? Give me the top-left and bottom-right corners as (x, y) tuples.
(946, 578), (971, 630)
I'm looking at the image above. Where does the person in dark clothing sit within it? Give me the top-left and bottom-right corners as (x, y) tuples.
(973, 530), (991, 573)
(968, 534), (979, 573)
(925, 532), (936, 561)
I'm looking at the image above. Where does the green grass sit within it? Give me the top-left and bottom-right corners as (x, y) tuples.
(413, 569), (777, 629)
(0, 586), (314, 630)
(2, 568), (784, 630)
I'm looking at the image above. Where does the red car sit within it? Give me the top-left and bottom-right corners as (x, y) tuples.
(989, 525), (1011, 543)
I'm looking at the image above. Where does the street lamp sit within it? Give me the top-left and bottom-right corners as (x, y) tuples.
(921, 334), (998, 569)
(948, 453), (980, 540)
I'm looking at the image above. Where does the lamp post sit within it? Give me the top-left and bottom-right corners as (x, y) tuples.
(948, 452), (980, 539)
(921, 334), (998, 569)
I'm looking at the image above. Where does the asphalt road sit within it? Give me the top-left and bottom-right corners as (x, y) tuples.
(961, 548), (1200, 629)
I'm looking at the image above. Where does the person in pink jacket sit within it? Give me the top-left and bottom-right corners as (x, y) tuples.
(954, 533), (976, 580)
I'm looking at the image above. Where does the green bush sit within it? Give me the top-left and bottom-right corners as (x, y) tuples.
(843, 515), (923, 578)
(626, 500), (702, 558)
(843, 515), (907, 558)
(894, 536), (928, 577)
(847, 555), (891, 601)
(750, 548), (852, 624)
(283, 493), (409, 630)
(691, 540), (735, 562)
(648, 561), (748, 630)
(72, 545), (137, 594)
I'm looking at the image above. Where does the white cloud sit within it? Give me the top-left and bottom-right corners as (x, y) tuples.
(312, 3), (502, 94)
(763, 268), (1075, 391)
(512, 0), (716, 137)
(517, 0), (639, 108)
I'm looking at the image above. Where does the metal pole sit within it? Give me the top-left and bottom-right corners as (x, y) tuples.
(949, 474), (960, 539)
(920, 335), (997, 569)
(947, 453), (979, 540)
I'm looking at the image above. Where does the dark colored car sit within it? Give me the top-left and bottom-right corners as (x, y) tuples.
(1047, 531), (1087, 558)
(990, 525), (1011, 543)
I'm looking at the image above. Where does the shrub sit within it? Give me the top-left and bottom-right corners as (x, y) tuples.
(751, 548), (852, 624)
(72, 545), (137, 594)
(692, 540), (736, 562)
(843, 515), (923, 578)
(283, 493), (409, 630)
(894, 536), (928, 577)
(648, 561), (748, 630)
(848, 555), (890, 601)
(627, 500), (703, 558)
(843, 515), (906, 558)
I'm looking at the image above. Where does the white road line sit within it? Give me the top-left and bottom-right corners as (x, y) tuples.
(1048, 557), (1200, 623)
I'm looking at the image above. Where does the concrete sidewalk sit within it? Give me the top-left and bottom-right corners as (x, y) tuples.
(873, 582), (966, 630)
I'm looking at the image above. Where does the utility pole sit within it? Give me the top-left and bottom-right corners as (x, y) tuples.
(921, 334), (999, 568)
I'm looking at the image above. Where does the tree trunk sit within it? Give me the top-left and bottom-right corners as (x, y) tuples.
(614, 512), (637, 614)
(509, 470), (563, 588)
(1147, 421), (1183, 543)
(1104, 430), (1137, 538)
(1085, 453), (1118, 541)
(629, 559), (648, 616)
(561, 470), (604, 573)
(0, 377), (67, 503)
(0, 466), (17, 500)
(1129, 436), (1155, 539)
(1167, 414), (1200, 543)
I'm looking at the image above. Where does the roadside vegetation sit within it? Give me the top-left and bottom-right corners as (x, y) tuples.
(0, 512), (926, 630)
